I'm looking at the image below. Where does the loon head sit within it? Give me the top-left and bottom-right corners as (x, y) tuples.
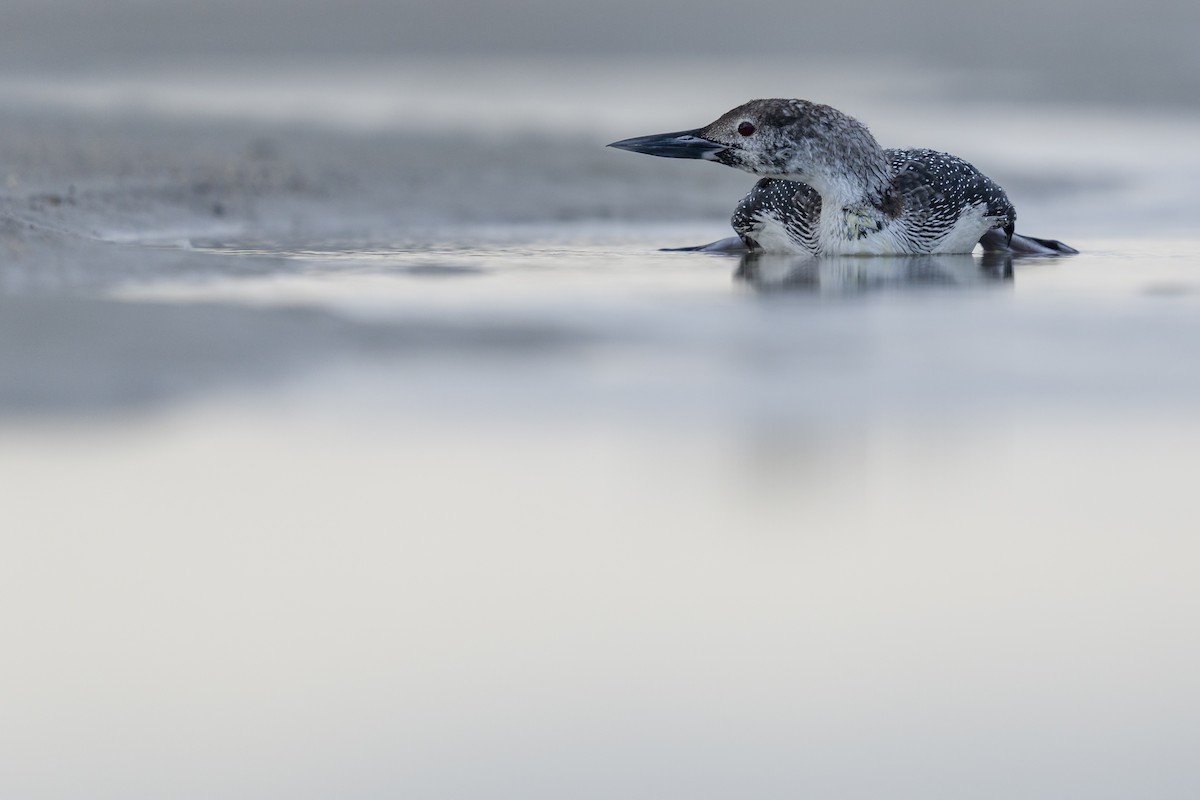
(609, 99), (888, 198)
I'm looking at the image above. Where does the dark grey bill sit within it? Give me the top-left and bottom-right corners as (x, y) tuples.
(607, 129), (727, 160)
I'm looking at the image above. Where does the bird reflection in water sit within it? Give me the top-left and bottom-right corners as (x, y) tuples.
(732, 250), (1014, 292)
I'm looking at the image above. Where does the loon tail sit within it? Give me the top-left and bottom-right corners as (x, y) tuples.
(979, 229), (1078, 255)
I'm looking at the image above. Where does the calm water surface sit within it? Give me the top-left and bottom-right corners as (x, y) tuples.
(3, 59), (1199, 799)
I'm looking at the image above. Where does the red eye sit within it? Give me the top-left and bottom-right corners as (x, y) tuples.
(738, 121), (755, 136)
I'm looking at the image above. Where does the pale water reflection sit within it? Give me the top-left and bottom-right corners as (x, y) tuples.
(734, 251), (1015, 292)
(5, 394), (1200, 800)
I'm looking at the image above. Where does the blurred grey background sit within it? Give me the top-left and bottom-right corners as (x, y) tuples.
(6, 0), (1198, 107)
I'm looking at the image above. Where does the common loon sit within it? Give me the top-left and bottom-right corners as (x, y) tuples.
(609, 99), (1076, 257)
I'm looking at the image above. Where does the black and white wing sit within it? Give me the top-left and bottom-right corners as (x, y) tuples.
(888, 148), (1015, 251)
(731, 178), (823, 256)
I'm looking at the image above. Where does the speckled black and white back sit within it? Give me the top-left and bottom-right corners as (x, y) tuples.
(732, 148), (1017, 256)
(889, 148), (1015, 252)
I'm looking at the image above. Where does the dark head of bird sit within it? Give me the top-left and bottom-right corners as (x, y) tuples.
(608, 99), (891, 205)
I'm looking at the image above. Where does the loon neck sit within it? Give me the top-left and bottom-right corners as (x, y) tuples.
(793, 164), (897, 246)
(804, 171), (894, 243)
(794, 152), (893, 213)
